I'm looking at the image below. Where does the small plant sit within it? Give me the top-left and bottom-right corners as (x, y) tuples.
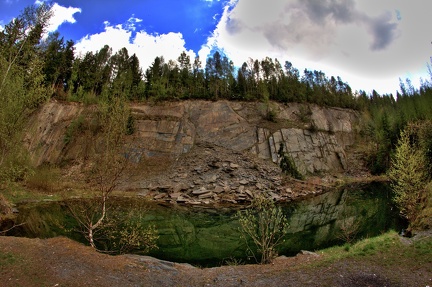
(296, 105), (313, 123)
(236, 195), (289, 264)
(100, 210), (158, 254)
(278, 143), (304, 180)
(63, 115), (86, 145)
(265, 109), (277, 123)
(126, 114), (135, 135)
(223, 256), (244, 266)
(337, 218), (361, 244)
(25, 164), (61, 193)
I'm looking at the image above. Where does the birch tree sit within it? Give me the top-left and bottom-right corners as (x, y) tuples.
(0, 3), (52, 181)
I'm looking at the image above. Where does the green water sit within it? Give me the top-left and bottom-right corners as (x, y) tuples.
(12, 181), (402, 266)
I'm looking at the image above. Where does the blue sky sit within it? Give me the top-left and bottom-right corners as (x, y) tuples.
(1, 0), (431, 95)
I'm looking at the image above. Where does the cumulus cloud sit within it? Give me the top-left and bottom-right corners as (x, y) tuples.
(199, 0), (430, 94)
(74, 20), (196, 73)
(230, 0), (399, 56)
(366, 11), (399, 51)
(46, 3), (81, 33)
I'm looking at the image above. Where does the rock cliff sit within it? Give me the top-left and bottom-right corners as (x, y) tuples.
(25, 100), (361, 203)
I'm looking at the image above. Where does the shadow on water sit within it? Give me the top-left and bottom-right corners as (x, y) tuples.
(11, 181), (404, 267)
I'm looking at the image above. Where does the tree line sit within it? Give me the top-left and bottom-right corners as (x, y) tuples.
(39, 34), (360, 108)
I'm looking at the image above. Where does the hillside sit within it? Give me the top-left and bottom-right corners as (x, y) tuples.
(23, 99), (367, 204)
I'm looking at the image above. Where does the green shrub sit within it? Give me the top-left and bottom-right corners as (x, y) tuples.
(26, 165), (61, 193)
(296, 105), (312, 123)
(126, 114), (135, 135)
(278, 143), (304, 180)
(99, 210), (159, 254)
(388, 126), (428, 226)
(0, 148), (32, 182)
(63, 115), (86, 145)
(236, 195), (289, 264)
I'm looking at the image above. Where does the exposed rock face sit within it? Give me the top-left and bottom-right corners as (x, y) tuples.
(26, 100), (359, 178)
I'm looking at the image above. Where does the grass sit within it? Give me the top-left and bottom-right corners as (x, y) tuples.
(313, 230), (432, 268)
(25, 165), (62, 193)
(1, 176), (90, 205)
(1, 183), (60, 204)
(0, 252), (20, 267)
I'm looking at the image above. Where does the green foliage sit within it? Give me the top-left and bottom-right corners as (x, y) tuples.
(0, 3), (52, 183)
(0, 146), (32, 182)
(236, 195), (289, 264)
(278, 143), (304, 180)
(25, 164), (61, 193)
(362, 81), (432, 175)
(296, 105), (313, 123)
(64, 93), (133, 249)
(0, 252), (19, 267)
(63, 115), (86, 145)
(100, 210), (158, 254)
(388, 125), (428, 225)
(337, 218), (361, 244)
(410, 178), (432, 230)
(126, 114), (135, 135)
(417, 120), (432, 175)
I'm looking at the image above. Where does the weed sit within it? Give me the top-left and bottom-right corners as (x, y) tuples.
(26, 164), (61, 193)
(223, 257), (245, 266)
(0, 252), (19, 267)
(63, 115), (86, 145)
(278, 143), (304, 180)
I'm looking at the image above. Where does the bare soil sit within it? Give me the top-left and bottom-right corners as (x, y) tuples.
(1, 234), (431, 287)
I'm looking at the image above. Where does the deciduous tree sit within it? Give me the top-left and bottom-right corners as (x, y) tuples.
(388, 125), (428, 225)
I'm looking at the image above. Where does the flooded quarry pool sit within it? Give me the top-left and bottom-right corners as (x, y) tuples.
(12, 181), (403, 266)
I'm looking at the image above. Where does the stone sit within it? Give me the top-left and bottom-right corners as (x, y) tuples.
(300, 250), (320, 257)
(154, 193), (167, 200)
(214, 186), (224, 194)
(192, 187), (209, 195)
(198, 192), (213, 199)
(172, 183), (189, 193)
(245, 189), (254, 198)
(176, 196), (188, 203)
(239, 179), (249, 185)
(169, 192), (182, 199)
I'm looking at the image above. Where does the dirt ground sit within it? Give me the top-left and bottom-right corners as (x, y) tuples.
(1, 235), (431, 287)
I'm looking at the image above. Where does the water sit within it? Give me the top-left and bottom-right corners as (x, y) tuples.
(12, 181), (403, 266)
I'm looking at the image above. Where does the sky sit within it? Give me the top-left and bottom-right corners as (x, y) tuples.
(1, 0), (431, 95)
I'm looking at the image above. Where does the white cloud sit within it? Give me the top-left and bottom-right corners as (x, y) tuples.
(74, 21), (196, 74)
(46, 3), (81, 33)
(124, 16), (143, 31)
(199, 0), (432, 94)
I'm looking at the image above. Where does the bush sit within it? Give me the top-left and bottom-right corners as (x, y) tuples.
(0, 148), (32, 183)
(99, 209), (158, 254)
(278, 143), (304, 180)
(26, 165), (61, 193)
(63, 115), (86, 145)
(236, 195), (289, 264)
